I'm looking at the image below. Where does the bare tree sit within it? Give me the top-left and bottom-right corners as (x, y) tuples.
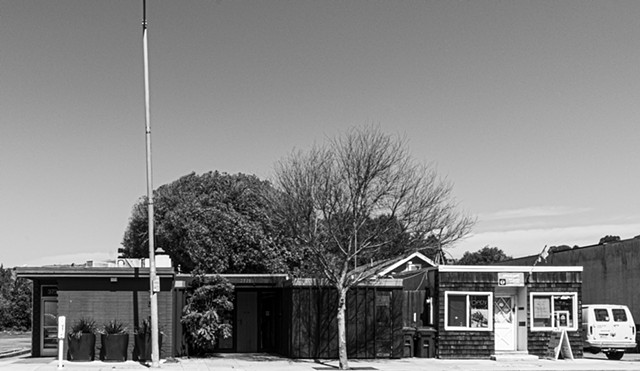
(273, 126), (474, 369)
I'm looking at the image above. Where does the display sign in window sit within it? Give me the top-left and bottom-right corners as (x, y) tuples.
(530, 292), (578, 331)
(445, 291), (493, 331)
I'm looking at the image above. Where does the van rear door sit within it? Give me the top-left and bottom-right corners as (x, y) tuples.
(587, 306), (635, 348)
(610, 307), (635, 343)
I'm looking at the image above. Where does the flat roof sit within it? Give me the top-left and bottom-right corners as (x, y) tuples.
(175, 273), (289, 287)
(436, 265), (583, 273)
(287, 278), (403, 287)
(15, 266), (175, 279)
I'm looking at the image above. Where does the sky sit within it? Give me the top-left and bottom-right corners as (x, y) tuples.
(2, 0), (639, 267)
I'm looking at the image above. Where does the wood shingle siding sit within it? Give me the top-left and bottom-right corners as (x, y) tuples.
(527, 271), (583, 358)
(432, 267), (583, 359)
(437, 272), (495, 359)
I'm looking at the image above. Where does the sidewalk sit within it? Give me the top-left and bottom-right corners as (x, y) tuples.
(1, 353), (640, 371)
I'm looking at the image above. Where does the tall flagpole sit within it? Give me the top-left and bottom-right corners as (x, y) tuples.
(142, 0), (160, 367)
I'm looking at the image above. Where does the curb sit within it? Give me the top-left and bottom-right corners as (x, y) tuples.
(0, 348), (30, 359)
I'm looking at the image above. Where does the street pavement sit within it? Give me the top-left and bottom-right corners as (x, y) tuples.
(2, 353), (640, 371)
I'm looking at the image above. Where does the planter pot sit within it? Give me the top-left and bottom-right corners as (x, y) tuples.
(134, 333), (162, 362)
(67, 333), (96, 361)
(100, 333), (129, 362)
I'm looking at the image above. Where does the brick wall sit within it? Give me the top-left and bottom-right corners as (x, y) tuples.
(57, 277), (173, 360)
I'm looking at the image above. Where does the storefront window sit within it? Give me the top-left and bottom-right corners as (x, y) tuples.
(530, 292), (578, 331)
(445, 292), (493, 331)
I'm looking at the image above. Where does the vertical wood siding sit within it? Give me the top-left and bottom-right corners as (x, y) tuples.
(283, 286), (403, 359)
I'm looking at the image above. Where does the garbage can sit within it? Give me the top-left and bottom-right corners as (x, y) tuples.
(402, 327), (416, 357)
(414, 327), (436, 358)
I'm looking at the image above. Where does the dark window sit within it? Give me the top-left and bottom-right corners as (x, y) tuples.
(447, 295), (467, 327)
(595, 309), (610, 322)
(612, 309), (627, 322)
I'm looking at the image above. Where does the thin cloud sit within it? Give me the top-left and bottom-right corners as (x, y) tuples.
(480, 206), (591, 221)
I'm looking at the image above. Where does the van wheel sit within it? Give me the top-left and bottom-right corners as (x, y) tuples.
(605, 351), (624, 360)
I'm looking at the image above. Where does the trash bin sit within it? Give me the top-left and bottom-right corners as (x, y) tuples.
(414, 327), (436, 358)
(402, 327), (416, 357)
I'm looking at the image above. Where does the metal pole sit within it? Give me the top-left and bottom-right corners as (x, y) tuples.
(142, 0), (160, 367)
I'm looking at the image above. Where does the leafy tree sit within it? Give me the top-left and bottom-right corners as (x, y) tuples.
(181, 275), (234, 355)
(599, 235), (621, 244)
(456, 246), (512, 265)
(548, 245), (572, 253)
(273, 126), (474, 369)
(121, 172), (304, 274)
(0, 265), (32, 331)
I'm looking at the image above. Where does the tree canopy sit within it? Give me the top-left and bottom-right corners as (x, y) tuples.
(456, 246), (512, 265)
(0, 265), (32, 331)
(121, 171), (304, 274)
(599, 235), (621, 244)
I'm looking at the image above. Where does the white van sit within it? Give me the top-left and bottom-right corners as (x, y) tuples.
(582, 304), (637, 360)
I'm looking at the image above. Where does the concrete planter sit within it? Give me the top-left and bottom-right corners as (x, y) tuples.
(67, 333), (96, 361)
(100, 333), (129, 362)
(134, 333), (162, 362)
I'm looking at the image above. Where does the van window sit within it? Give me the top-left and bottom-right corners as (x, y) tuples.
(612, 309), (628, 322)
(595, 309), (610, 321)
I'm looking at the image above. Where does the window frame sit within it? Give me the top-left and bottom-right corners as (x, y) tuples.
(529, 292), (578, 332)
(444, 291), (494, 331)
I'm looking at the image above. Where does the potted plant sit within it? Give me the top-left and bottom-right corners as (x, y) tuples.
(133, 319), (162, 362)
(67, 318), (97, 361)
(99, 320), (129, 362)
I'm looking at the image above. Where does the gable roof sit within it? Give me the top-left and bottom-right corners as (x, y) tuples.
(376, 251), (437, 277)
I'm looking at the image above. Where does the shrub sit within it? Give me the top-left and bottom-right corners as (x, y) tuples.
(101, 320), (127, 335)
(69, 318), (97, 339)
(181, 275), (234, 355)
(135, 319), (151, 336)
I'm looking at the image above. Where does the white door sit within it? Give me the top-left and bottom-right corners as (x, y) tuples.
(494, 296), (516, 351)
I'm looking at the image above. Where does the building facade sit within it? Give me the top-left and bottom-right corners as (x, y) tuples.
(421, 265), (583, 359)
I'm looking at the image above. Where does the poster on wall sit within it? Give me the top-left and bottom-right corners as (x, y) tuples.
(534, 297), (551, 318)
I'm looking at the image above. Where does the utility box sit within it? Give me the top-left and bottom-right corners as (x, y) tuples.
(402, 327), (416, 357)
(414, 327), (436, 358)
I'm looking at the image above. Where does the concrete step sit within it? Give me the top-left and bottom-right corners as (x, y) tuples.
(491, 351), (540, 361)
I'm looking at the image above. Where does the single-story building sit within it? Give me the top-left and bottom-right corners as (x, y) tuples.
(16, 264), (176, 358)
(17, 256), (583, 360)
(17, 261), (406, 360)
(402, 265), (584, 359)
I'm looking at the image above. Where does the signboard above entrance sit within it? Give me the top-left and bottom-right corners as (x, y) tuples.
(497, 272), (525, 287)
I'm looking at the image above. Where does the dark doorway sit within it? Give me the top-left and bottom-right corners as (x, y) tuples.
(236, 291), (258, 352)
(259, 291), (277, 352)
